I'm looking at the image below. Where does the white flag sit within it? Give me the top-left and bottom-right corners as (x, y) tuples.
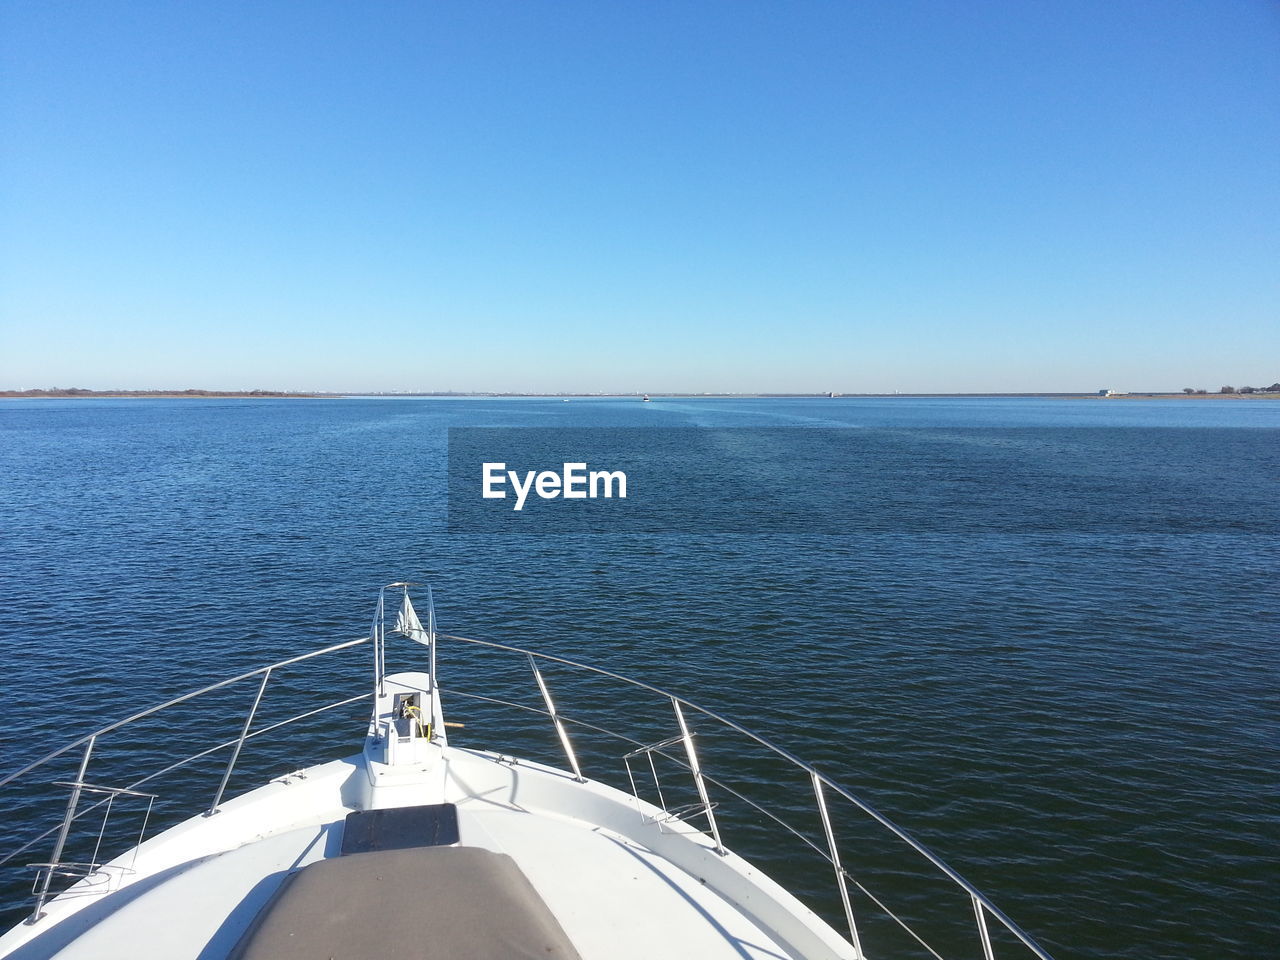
(395, 593), (430, 646)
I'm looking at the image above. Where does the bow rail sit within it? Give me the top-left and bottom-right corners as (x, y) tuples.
(0, 629), (1055, 960)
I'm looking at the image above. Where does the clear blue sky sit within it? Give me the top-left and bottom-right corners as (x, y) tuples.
(2, 0), (1277, 393)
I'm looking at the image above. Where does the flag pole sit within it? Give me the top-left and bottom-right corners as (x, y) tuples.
(427, 585), (437, 691)
(372, 586), (386, 697)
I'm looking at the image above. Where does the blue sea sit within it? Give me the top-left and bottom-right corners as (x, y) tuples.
(0, 397), (1276, 959)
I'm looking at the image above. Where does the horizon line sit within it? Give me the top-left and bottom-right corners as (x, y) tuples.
(5, 387), (1279, 400)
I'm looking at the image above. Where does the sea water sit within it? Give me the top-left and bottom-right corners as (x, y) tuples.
(0, 396), (1275, 959)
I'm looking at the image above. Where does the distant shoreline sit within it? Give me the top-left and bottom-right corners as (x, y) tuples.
(2, 389), (1277, 400)
(0, 389), (327, 399)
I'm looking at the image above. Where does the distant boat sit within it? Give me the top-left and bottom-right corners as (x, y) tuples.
(642, 394), (651, 402)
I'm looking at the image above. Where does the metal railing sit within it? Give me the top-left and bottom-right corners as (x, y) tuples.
(0, 637), (370, 923)
(0, 629), (1056, 960)
(434, 632), (1056, 960)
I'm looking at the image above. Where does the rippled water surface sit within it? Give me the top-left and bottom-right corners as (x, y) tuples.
(0, 397), (1276, 959)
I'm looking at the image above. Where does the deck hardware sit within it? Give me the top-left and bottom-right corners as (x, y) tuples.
(654, 800), (720, 825)
(26, 781), (158, 908)
(207, 667), (272, 816)
(27, 736), (95, 923)
(974, 893), (996, 960)
(646, 750), (666, 813)
(529, 655), (585, 783)
(814, 772), (864, 960)
(372, 589), (386, 696)
(673, 699), (725, 856)
(49, 782), (157, 874)
(623, 733), (684, 820)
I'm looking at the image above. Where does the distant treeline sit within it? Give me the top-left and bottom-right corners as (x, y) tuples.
(0, 387), (318, 398)
(1183, 384), (1280, 395)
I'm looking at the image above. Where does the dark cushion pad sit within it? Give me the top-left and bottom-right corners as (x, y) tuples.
(228, 845), (583, 960)
(340, 803), (460, 854)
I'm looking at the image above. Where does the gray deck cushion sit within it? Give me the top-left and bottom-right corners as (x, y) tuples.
(228, 845), (583, 960)
(340, 803), (460, 854)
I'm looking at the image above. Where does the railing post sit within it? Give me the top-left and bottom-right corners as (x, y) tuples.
(672, 699), (725, 855)
(207, 668), (271, 816)
(973, 893), (996, 960)
(27, 735), (95, 923)
(528, 655), (584, 783)
(813, 771), (864, 960)
(372, 589), (386, 697)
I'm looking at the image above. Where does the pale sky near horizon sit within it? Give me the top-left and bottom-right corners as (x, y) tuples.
(2, 1), (1277, 394)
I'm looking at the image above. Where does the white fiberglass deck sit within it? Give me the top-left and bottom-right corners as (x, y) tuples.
(453, 804), (795, 960)
(0, 745), (837, 960)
